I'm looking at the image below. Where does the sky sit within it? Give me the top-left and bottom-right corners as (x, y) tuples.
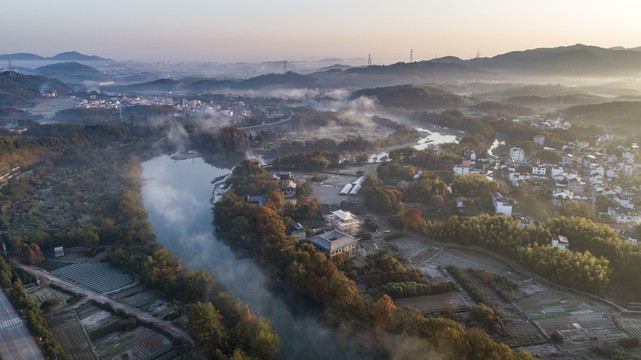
(2, 0), (640, 63)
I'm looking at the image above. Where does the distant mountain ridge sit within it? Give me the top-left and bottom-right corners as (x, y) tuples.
(351, 85), (472, 109)
(430, 44), (641, 76)
(0, 51), (109, 61)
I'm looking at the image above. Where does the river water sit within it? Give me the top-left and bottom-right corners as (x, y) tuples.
(141, 155), (371, 360)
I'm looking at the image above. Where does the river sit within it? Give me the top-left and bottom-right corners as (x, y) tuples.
(140, 155), (372, 360)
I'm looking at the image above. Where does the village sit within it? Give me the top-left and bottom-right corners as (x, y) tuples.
(242, 118), (641, 358)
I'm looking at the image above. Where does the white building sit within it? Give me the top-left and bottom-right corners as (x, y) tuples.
(551, 235), (569, 251)
(325, 210), (360, 234)
(492, 192), (513, 216)
(533, 135), (546, 147)
(553, 188), (574, 200)
(509, 147), (525, 163)
(614, 194), (634, 209)
(622, 151), (635, 162)
(54, 246), (64, 258)
(532, 166), (547, 176)
(608, 207), (641, 223)
(453, 165), (470, 175)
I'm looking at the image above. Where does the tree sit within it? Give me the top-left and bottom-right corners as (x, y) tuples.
(550, 330), (564, 344)
(22, 243), (44, 265)
(295, 182), (312, 198)
(401, 208), (426, 234)
(373, 295), (396, 330)
(187, 302), (230, 358)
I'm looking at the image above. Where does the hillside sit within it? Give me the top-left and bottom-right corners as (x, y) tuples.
(0, 51), (109, 61)
(431, 44), (641, 76)
(0, 53), (45, 60)
(35, 62), (102, 76)
(314, 61), (496, 87)
(351, 85), (471, 109)
(564, 101), (641, 131)
(49, 51), (108, 61)
(0, 71), (72, 107)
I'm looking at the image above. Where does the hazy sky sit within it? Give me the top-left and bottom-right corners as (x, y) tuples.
(2, 0), (640, 63)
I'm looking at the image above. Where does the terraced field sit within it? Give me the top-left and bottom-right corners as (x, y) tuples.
(50, 263), (134, 293)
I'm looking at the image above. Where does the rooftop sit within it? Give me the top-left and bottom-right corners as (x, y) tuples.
(310, 230), (358, 251)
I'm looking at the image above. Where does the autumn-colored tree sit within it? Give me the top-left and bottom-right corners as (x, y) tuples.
(22, 243), (44, 265)
(373, 294), (396, 330)
(401, 208), (426, 234)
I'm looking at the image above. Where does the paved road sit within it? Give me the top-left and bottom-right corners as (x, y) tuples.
(0, 288), (45, 360)
(238, 115), (291, 130)
(11, 261), (196, 347)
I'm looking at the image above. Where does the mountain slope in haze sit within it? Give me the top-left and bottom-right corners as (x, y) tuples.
(49, 51), (108, 61)
(35, 62), (102, 75)
(0, 71), (72, 107)
(0, 53), (46, 61)
(431, 44), (641, 76)
(313, 61), (496, 88)
(352, 85), (472, 109)
(0, 51), (109, 61)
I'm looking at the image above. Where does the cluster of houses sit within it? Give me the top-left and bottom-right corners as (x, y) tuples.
(265, 171), (363, 258)
(451, 131), (640, 242)
(75, 94), (253, 118)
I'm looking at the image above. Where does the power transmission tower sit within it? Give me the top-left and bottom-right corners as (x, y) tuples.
(410, 49), (413, 63)
(367, 54), (371, 66)
(7, 59), (14, 77)
(283, 59), (287, 73)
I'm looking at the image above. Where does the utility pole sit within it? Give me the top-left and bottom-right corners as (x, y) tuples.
(367, 54), (371, 66)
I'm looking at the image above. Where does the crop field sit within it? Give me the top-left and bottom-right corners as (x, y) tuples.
(49, 310), (97, 360)
(54, 322), (97, 360)
(95, 327), (176, 360)
(119, 290), (176, 317)
(617, 317), (641, 339)
(28, 286), (72, 310)
(50, 262), (135, 293)
(516, 289), (628, 349)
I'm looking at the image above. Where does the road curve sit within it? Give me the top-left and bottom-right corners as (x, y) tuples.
(10, 260), (196, 347)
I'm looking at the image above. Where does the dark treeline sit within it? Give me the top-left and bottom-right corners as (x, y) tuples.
(190, 126), (253, 155)
(379, 281), (456, 299)
(545, 217), (641, 303)
(419, 215), (610, 293)
(0, 123), (143, 173)
(53, 105), (175, 123)
(215, 160), (536, 360)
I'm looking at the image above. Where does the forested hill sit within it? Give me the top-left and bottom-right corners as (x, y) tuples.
(351, 85), (472, 109)
(0, 71), (72, 107)
(431, 44), (641, 76)
(563, 101), (641, 130)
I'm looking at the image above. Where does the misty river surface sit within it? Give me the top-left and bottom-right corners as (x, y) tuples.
(141, 155), (371, 360)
